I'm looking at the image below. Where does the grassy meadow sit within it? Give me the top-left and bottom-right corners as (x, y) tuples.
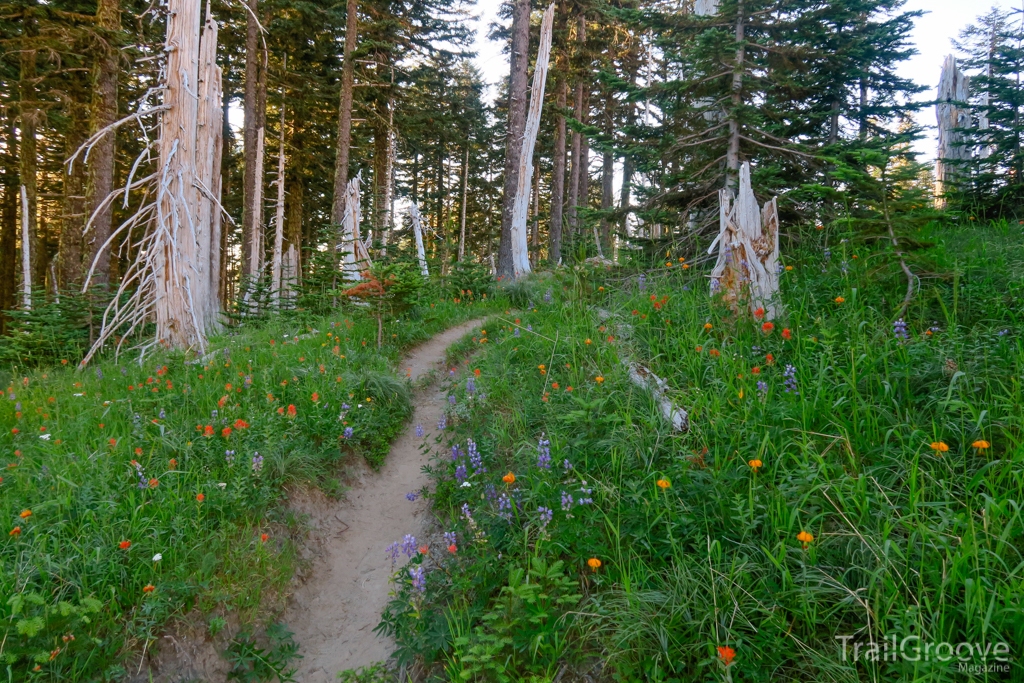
(379, 220), (1024, 682)
(0, 296), (495, 680)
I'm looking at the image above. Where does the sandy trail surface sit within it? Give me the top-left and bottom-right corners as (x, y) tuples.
(283, 318), (484, 681)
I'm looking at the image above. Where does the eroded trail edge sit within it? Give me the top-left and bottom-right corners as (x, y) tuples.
(284, 318), (486, 682)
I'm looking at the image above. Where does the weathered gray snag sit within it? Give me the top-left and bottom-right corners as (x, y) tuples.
(708, 162), (781, 319)
(339, 172), (368, 281)
(196, 12), (223, 326)
(936, 54), (971, 205)
(271, 100), (286, 307)
(20, 185), (30, 310)
(510, 2), (555, 278)
(409, 201), (429, 278)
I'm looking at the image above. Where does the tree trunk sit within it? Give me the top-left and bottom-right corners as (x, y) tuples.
(242, 0), (267, 283)
(530, 160), (540, 266)
(85, 0), (120, 290)
(410, 202), (429, 277)
(371, 95), (392, 245)
(0, 113), (16, 332)
(285, 117), (304, 286)
(725, 0), (746, 190)
(331, 0), (358, 228)
(153, 0), (204, 350)
(272, 99), (286, 306)
(196, 11), (223, 325)
(550, 74), (566, 264)
(458, 145), (469, 260)
(498, 0), (531, 279)
(20, 186), (31, 309)
(510, 3), (555, 278)
(19, 20), (39, 300)
(600, 148), (612, 258)
(566, 14), (586, 237)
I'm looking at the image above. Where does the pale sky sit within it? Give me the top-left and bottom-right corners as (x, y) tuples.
(469, 0), (1024, 161)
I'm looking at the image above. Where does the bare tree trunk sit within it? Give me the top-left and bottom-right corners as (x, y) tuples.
(859, 77), (868, 140)
(284, 118), (304, 287)
(153, 0), (204, 350)
(550, 75), (566, 264)
(600, 148), (612, 258)
(372, 99), (390, 245)
(0, 115), (16, 331)
(530, 160), (540, 266)
(566, 15), (586, 238)
(331, 0), (358, 228)
(196, 11), (223, 325)
(458, 145), (469, 261)
(85, 0), (120, 289)
(725, 0), (746, 190)
(20, 186), (31, 309)
(272, 99), (286, 306)
(19, 24), (39, 297)
(510, 3), (555, 278)
(498, 0), (531, 279)
(241, 0), (265, 279)
(409, 202), (429, 277)
(936, 54), (972, 206)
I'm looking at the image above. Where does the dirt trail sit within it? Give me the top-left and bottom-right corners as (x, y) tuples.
(284, 318), (485, 681)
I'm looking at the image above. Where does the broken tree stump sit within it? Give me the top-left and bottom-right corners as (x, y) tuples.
(707, 162), (781, 319)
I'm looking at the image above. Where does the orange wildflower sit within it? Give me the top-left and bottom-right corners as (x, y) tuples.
(797, 530), (814, 548)
(929, 442), (949, 453)
(587, 557), (602, 571)
(748, 459), (762, 472)
(287, 404), (297, 418)
(143, 584), (155, 593)
(119, 540), (131, 550)
(203, 425), (214, 437)
(717, 646), (736, 667)
(972, 440), (990, 450)
(19, 509), (31, 519)
(761, 321), (775, 334)
(9, 527), (20, 537)
(656, 479), (670, 489)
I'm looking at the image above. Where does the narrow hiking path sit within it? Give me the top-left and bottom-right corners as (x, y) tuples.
(283, 318), (485, 681)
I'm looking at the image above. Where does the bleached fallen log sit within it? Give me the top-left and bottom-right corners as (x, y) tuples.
(409, 201), (429, 277)
(708, 162), (781, 319)
(509, 2), (555, 278)
(936, 55), (972, 205)
(20, 185), (31, 310)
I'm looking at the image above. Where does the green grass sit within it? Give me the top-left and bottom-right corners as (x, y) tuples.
(380, 221), (1024, 682)
(0, 295), (499, 679)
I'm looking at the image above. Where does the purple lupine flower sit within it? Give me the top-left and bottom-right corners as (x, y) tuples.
(756, 381), (768, 396)
(577, 483), (593, 505)
(406, 491), (418, 501)
(443, 531), (457, 546)
(244, 375), (253, 389)
(7, 393), (14, 401)
(563, 459), (572, 471)
(461, 503), (473, 521)
(466, 377), (476, 394)
(343, 427), (354, 439)
(998, 329), (1009, 336)
(484, 483), (497, 502)
(893, 318), (909, 340)
(560, 491), (574, 512)
(823, 247), (832, 261)
(409, 565), (426, 593)
(158, 409), (166, 419)
(449, 395), (456, 405)
(211, 409), (218, 419)
(536, 435), (551, 469)
(14, 402), (21, 412)
(783, 365), (799, 395)
(449, 369), (456, 377)
(710, 279), (721, 294)
(497, 494), (512, 521)
(341, 403), (351, 410)
(401, 534), (418, 557)
(527, 324), (533, 332)
(415, 424), (424, 438)
(455, 463), (467, 483)
(544, 289), (553, 304)
(451, 444), (462, 461)
(225, 450), (235, 463)
(538, 506), (553, 530)
(120, 367), (128, 376)
(514, 327), (521, 338)
(438, 415), (447, 430)
(638, 273), (647, 292)
(468, 439), (485, 473)
(251, 453), (264, 473)
(95, 367), (103, 380)
(385, 542), (400, 567)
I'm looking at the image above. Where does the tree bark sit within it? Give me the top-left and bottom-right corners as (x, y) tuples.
(409, 202), (429, 277)
(242, 0), (266, 279)
(600, 148), (613, 257)
(153, 0), (204, 350)
(549, 74), (566, 264)
(272, 98), (286, 306)
(566, 14), (585, 237)
(331, 0), (358, 228)
(458, 145), (469, 260)
(725, 0), (746, 190)
(85, 0), (120, 290)
(196, 12), (223, 325)
(0, 113), (16, 332)
(497, 0), (531, 279)
(371, 94), (392, 244)
(19, 17), (39, 299)
(530, 160), (540, 266)
(21, 186), (31, 309)
(61, 96), (89, 289)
